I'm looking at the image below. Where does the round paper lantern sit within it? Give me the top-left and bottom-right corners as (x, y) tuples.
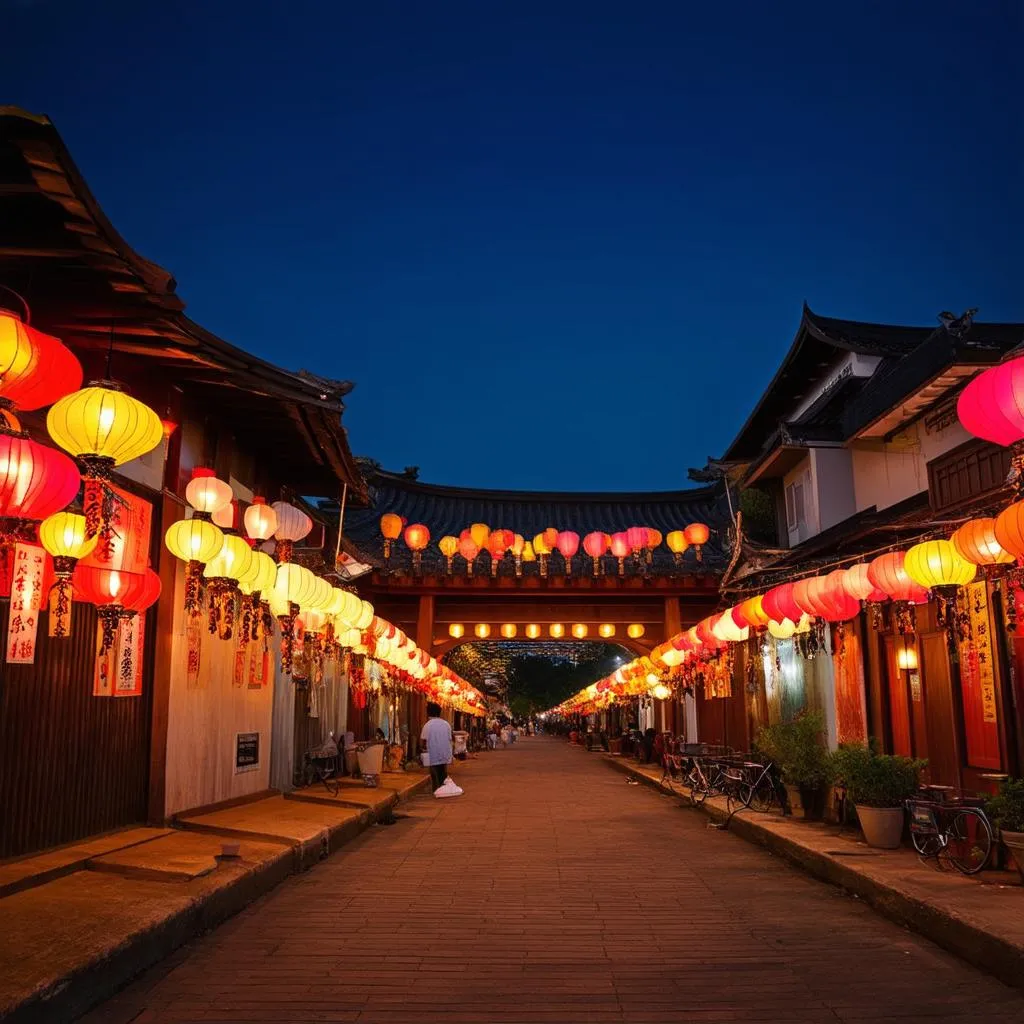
(542, 527), (558, 550)
(627, 526), (648, 554)
(239, 550), (278, 599)
(819, 572), (861, 621)
(458, 536), (480, 574)
(165, 517), (224, 565)
(610, 532), (631, 576)
(995, 501), (1024, 562)
(957, 358), (1024, 447)
(449, 623), (464, 638)
(354, 599), (374, 630)
(244, 497), (278, 542)
(380, 512), (402, 540)
(438, 534), (459, 573)
(532, 532), (551, 555)
(121, 567), (161, 616)
(72, 564), (147, 653)
(0, 311), (83, 412)
(47, 383), (162, 467)
(501, 623), (517, 638)
(762, 582), (803, 624)
(683, 522), (710, 548)
(522, 541), (536, 562)
(627, 623), (646, 639)
(767, 617), (798, 640)
(792, 578), (826, 618)
(404, 523), (430, 571)
(582, 531), (608, 576)
(842, 563), (888, 603)
(0, 433), (79, 524)
(867, 552), (929, 604)
(646, 528), (662, 551)
(185, 468), (233, 517)
(203, 532), (255, 583)
(904, 540), (976, 591)
(666, 530), (689, 566)
(713, 611), (748, 643)
(212, 499), (237, 530)
(470, 523), (490, 550)
(487, 531), (509, 576)
(549, 623), (565, 638)
(953, 517), (1013, 568)
(475, 623), (491, 639)
(39, 510), (97, 566)
(271, 501), (312, 562)
(556, 531), (579, 575)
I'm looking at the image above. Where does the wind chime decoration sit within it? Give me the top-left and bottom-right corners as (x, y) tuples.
(904, 539), (976, 656)
(203, 532), (256, 639)
(163, 468), (230, 614)
(458, 534), (480, 576)
(380, 512), (402, 560)
(867, 551), (929, 636)
(610, 531), (631, 576)
(583, 531), (608, 576)
(683, 522), (710, 562)
(439, 534), (458, 574)
(404, 522), (430, 573)
(38, 510), (97, 637)
(666, 530), (689, 567)
(556, 530), (579, 576)
(271, 500), (312, 563)
(46, 382), (163, 547)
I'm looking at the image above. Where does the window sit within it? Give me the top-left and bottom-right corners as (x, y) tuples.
(785, 480), (806, 531)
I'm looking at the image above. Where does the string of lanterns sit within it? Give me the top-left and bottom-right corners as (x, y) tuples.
(556, 350), (1024, 716)
(378, 518), (711, 577)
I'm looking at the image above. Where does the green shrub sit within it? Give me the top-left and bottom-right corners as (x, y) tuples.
(755, 710), (830, 789)
(986, 778), (1024, 833)
(829, 742), (924, 808)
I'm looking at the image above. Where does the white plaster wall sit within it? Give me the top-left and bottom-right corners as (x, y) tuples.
(782, 455), (817, 545)
(810, 448), (856, 532)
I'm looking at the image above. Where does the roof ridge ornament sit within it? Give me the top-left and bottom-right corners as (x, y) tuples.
(938, 308), (978, 340)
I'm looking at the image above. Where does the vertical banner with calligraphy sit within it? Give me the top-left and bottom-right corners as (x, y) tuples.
(114, 614), (145, 697)
(79, 483), (152, 573)
(93, 621), (116, 696)
(6, 543), (45, 664)
(959, 581), (1002, 769)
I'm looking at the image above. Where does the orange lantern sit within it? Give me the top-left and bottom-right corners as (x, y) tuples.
(380, 513), (403, 559)
(510, 533), (526, 576)
(952, 517), (1013, 572)
(438, 535), (459, 574)
(683, 523), (710, 562)
(458, 536), (479, 575)
(403, 523), (430, 571)
(487, 531), (510, 576)
(470, 523), (490, 550)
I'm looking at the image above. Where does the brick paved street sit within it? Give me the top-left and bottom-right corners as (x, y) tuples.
(84, 738), (1024, 1023)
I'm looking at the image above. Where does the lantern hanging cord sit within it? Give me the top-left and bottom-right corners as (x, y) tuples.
(105, 322), (115, 378)
(334, 482), (348, 565)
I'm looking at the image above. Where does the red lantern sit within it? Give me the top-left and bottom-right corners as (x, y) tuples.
(957, 358), (1024, 448)
(626, 526), (648, 554)
(487, 531), (510, 576)
(867, 552), (928, 604)
(0, 432), (80, 527)
(403, 523), (430, 571)
(762, 582), (803, 624)
(610, 532), (631, 576)
(121, 567), (162, 615)
(73, 564), (147, 653)
(583, 531), (609, 576)
(820, 571), (860, 622)
(683, 523), (710, 562)
(556, 531), (579, 575)
(0, 310), (83, 412)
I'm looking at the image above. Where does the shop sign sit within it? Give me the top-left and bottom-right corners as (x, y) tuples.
(235, 732), (260, 773)
(6, 543), (45, 664)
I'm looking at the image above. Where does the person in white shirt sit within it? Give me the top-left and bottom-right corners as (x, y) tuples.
(420, 702), (453, 792)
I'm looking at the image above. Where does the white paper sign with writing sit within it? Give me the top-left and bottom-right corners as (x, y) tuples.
(7, 543), (45, 664)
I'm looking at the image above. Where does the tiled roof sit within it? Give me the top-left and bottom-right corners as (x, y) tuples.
(341, 470), (732, 577)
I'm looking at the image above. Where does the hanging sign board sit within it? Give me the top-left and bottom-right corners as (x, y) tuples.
(235, 732), (260, 773)
(79, 484), (152, 572)
(6, 543), (45, 664)
(114, 613), (145, 697)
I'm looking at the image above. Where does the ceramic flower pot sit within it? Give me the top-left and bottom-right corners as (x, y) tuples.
(855, 804), (905, 849)
(1000, 829), (1024, 880)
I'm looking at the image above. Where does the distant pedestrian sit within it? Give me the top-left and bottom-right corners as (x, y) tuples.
(420, 702), (453, 792)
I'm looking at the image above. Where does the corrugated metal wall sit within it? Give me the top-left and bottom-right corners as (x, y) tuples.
(0, 600), (154, 858)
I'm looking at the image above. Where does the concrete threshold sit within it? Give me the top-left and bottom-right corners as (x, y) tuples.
(600, 750), (1024, 990)
(0, 776), (429, 1024)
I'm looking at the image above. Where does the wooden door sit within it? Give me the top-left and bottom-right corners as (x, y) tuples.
(919, 632), (962, 788)
(883, 636), (912, 757)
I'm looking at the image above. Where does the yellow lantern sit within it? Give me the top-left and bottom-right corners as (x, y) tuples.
(651, 682), (672, 701)
(439, 535), (459, 573)
(525, 623), (540, 639)
(203, 533), (256, 638)
(767, 617), (797, 640)
(572, 623), (588, 639)
(500, 623), (517, 638)
(380, 513), (403, 558)
(165, 517), (225, 613)
(549, 623), (565, 638)
(626, 623), (645, 639)
(237, 550), (278, 640)
(598, 623), (616, 638)
(666, 530), (689, 567)
(470, 523), (490, 549)
(904, 540), (976, 591)
(47, 382), (163, 538)
(39, 511), (99, 638)
(354, 599), (374, 630)
(522, 541), (536, 563)
(334, 589), (362, 626)
(475, 623), (491, 638)
(449, 623), (465, 638)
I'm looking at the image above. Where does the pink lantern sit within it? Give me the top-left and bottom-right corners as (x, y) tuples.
(626, 526), (648, 553)
(957, 358), (1024, 447)
(841, 563), (888, 603)
(556, 531), (579, 575)
(610, 532), (631, 576)
(582, 531), (609, 576)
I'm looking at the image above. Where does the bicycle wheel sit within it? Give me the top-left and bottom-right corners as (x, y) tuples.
(690, 782), (708, 805)
(727, 782), (753, 815)
(749, 779), (775, 813)
(944, 809), (992, 875)
(910, 830), (943, 860)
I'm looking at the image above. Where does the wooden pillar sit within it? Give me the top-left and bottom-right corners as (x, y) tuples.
(664, 596), (682, 640)
(409, 595), (435, 756)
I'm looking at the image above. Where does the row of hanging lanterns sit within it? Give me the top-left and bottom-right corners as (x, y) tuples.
(379, 516), (711, 576)
(0, 305), (165, 657)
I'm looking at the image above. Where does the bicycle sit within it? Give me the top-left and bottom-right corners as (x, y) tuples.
(906, 787), (992, 875)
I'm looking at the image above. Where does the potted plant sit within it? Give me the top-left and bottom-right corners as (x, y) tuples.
(830, 742), (924, 849)
(755, 711), (830, 820)
(986, 777), (1024, 879)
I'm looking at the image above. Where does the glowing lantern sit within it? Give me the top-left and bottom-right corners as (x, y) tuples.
(583, 531), (609, 576)
(404, 523), (430, 572)
(598, 623), (615, 638)
(510, 533), (526, 576)
(271, 501), (312, 563)
(458, 536), (480, 575)
(646, 528), (662, 564)
(683, 523), (710, 562)
(767, 617), (797, 640)
(238, 550), (278, 641)
(500, 623), (517, 638)
(38, 511), (98, 637)
(610, 532), (631, 576)
(470, 523), (490, 549)
(474, 623), (491, 639)
(627, 623), (645, 639)
(952, 517), (1013, 572)
(556, 531), (579, 575)
(572, 623), (588, 639)
(47, 383), (162, 539)
(185, 468), (233, 518)
(666, 530), (689, 567)
(818, 572), (861, 622)
(0, 432), (80, 529)
(525, 623), (541, 639)
(522, 541), (536, 564)
(0, 310), (83, 412)
(626, 526), (648, 560)
(956, 358), (1024, 451)
(532, 532), (553, 576)
(904, 540), (976, 591)
(380, 513), (403, 559)
(741, 595), (771, 630)
(212, 499), (237, 530)
(868, 552), (929, 604)
(713, 611), (748, 643)
(549, 623), (565, 638)
(244, 497), (278, 543)
(487, 531), (510, 576)
(72, 564), (147, 654)
(164, 517), (225, 613)
(842, 563), (888, 603)
(449, 622), (465, 639)
(542, 527), (558, 550)
(651, 682), (671, 701)
(762, 582), (803, 625)
(203, 533), (257, 636)
(438, 535), (459, 573)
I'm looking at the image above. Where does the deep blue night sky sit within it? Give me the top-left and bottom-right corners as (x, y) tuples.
(6, 2), (1021, 491)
